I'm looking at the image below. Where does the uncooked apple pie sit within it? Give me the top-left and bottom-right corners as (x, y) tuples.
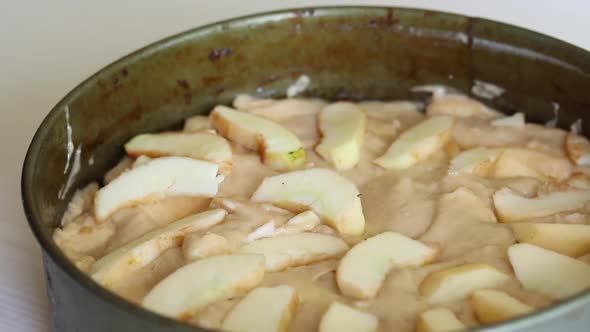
(55, 92), (590, 332)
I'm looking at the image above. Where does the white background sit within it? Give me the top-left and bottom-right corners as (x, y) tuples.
(1, 1), (589, 331)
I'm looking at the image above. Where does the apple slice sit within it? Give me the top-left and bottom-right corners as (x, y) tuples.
(565, 132), (590, 165)
(90, 209), (227, 286)
(491, 112), (525, 127)
(492, 188), (590, 223)
(508, 243), (590, 299)
(315, 102), (367, 170)
(510, 223), (590, 257)
(471, 289), (533, 324)
(416, 308), (465, 332)
(94, 157), (223, 222)
(426, 94), (500, 119)
(448, 147), (502, 176)
(142, 254), (265, 319)
(210, 105), (306, 171)
(337, 232), (439, 299)
(374, 115), (455, 170)
(251, 168), (365, 237)
(275, 211), (321, 236)
(419, 263), (510, 304)
(491, 148), (572, 182)
(221, 285), (298, 332)
(183, 233), (231, 261)
(318, 302), (378, 332)
(183, 115), (210, 132)
(124, 132), (232, 173)
(238, 233), (349, 272)
(233, 94), (274, 110)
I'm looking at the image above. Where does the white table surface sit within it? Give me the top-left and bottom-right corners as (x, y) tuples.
(1, 1), (589, 331)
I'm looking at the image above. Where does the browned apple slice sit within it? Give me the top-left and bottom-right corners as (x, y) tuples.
(210, 105), (305, 171)
(493, 188), (590, 223)
(471, 289), (533, 324)
(142, 254), (265, 319)
(337, 232), (439, 299)
(420, 263), (510, 304)
(508, 243), (590, 299)
(221, 285), (298, 332)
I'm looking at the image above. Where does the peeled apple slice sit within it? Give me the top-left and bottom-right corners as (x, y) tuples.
(508, 243), (590, 299)
(471, 289), (533, 324)
(491, 112), (525, 127)
(565, 132), (590, 165)
(448, 147), (501, 176)
(316, 102), (367, 170)
(510, 223), (590, 257)
(337, 232), (439, 299)
(419, 263), (510, 304)
(91, 209), (227, 286)
(142, 254), (265, 319)
(210, 105), (305, 171)
(416, 308), (465, 332)
(374, 115), (454, 170)
(238, 233), (349, 272)
(221, 285), (298, 332)
(124, 132), (232, 173)
(318, 302), (378, 332)
(94, 157), (222, 222)
(251, 168), (365, 237)
(493, 188), (590, 223)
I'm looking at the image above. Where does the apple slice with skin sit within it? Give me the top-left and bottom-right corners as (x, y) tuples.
(492, 188), (590, 223)
(315, 102), (367, 170)
(238, 233), (349, 272)
(337, 232), (439, 299)
(319, 302), (378, 332)
(90, 209), (227, 286)
(142, 254), (265, 319)
(210, 105), (306, 171)
(251, 168), (365, 237)
(471, 289), (533, 324)
(374, 115), (455, 170)
(508, 243), (590, 299)
(221, 285), (298, 332)
(419, 263), (510, 304)
(124, 132), (232, 173)
(94, 157), (223, 222)
(510, 223), (590, 257)
(416, 308), (465, 332)
(448, 147), (502, 176)
(565, 132), (590, 165)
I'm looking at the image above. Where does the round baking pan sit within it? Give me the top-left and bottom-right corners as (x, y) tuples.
(22, 6), (590, 332)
